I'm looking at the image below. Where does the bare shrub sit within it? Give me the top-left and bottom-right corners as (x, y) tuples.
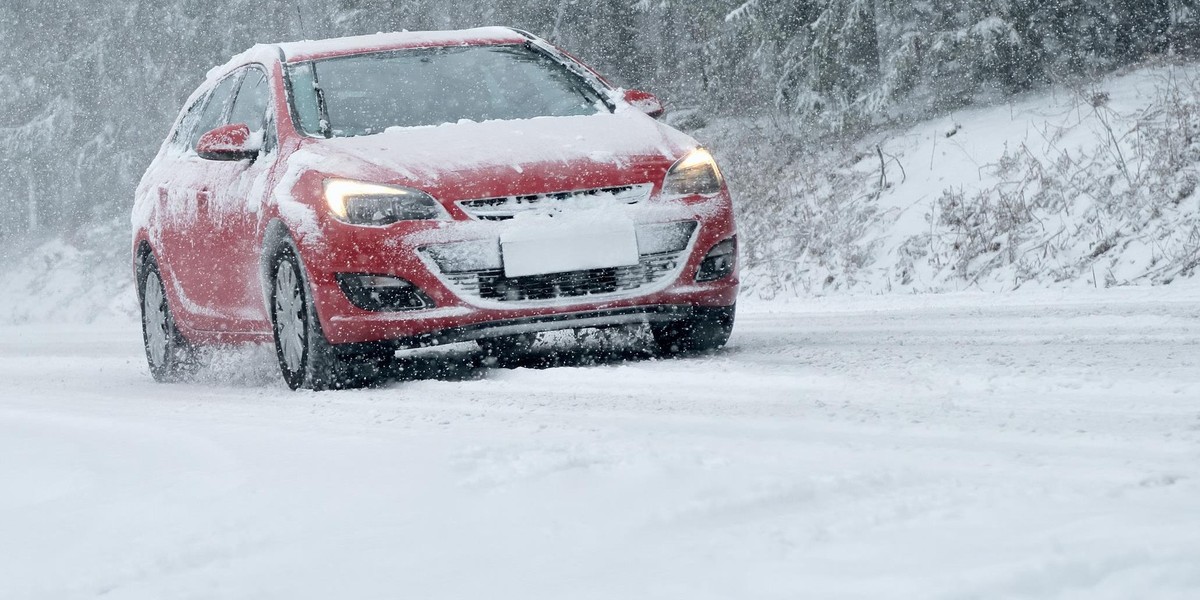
(705, 62), (1200, 296)
(716, 118), (880, 298)
(926, 66), (1200, 288)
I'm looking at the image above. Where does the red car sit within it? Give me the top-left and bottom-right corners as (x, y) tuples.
(133, 27), (738, 390)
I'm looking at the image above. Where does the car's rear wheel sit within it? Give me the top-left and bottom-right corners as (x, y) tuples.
(270, 246), (379, 391)
(650, 305), (736, 354)
(139, 258), (199, 382)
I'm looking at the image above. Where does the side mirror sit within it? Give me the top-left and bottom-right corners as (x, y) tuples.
(196, 123), (259, 161)
(622, 89), (665, 119)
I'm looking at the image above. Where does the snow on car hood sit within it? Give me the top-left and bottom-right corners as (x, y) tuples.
(308, 111), (696, 185)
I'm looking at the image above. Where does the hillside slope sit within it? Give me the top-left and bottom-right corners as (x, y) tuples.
(707, 61), (1200, 297)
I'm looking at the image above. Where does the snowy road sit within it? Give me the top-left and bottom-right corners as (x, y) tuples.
(2, 292), (1199, 599)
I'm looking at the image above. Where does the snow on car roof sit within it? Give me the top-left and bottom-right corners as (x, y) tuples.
(276, 26), (527, 62)
(204, 27), (528, 83)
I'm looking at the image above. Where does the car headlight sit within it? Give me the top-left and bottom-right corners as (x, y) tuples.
(324, 179), (448, 225)
(662, 148), (723, 197)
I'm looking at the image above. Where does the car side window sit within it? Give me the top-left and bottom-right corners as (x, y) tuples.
(171, 94), (208, 149)
(189, 73), (242, 151)
(228, 68), (270, 134)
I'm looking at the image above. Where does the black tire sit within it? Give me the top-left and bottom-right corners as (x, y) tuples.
(650, 305), (736, 355)
(138, 256), (200, 382)
(477, 333), (538, 361)
(269, 245), (358, 390)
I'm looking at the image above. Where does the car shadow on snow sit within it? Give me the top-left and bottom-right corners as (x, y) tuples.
(372, 328), (665, 387)
(370, 326), (736, 389)
(192, 326), (727, 390)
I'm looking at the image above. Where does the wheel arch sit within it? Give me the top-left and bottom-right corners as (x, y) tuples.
(133, 239), (156, 302)
(134, 238), (154, 269)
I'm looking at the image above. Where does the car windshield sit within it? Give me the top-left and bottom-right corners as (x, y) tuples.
(287, 44), (610, 137)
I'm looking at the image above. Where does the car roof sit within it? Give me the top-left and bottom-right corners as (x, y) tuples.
(278, 26), (527, 62)
(205, 27), (529, 83)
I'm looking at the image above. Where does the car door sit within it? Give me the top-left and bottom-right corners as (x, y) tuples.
(155, 72), (241, 333)
(151, 92), (205, 298)
(197, 66), (277, 333)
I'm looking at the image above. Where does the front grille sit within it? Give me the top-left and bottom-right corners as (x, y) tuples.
(457, 183), (653, 220)
(440, 250), (685, 302)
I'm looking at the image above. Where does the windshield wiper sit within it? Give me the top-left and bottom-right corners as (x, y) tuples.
(310, 62), (333, 138)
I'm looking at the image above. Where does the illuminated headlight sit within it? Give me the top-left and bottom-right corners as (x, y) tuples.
(662, 148), (723, 197)
(324, 179), (448, 225)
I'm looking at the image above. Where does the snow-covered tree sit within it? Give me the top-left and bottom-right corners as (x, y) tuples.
(0, 0), (1197, 239)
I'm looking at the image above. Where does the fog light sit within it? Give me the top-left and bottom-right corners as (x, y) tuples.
(696, 237), (736, 282)
(336, 273), (434, 312)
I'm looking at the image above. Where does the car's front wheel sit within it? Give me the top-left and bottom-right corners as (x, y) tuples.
(270, 246), (380, 390)
(651, 305), (735, 354)
(139, 257), (199, 382)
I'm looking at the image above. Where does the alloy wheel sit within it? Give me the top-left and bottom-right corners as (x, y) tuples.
(274, 259), (307, 379)
(142, 270), (170, 369)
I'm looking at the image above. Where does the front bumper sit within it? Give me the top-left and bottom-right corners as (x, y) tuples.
(329, 304), (729, 354)
(298, 194), (738, 347)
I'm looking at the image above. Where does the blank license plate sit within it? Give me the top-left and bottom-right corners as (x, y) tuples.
(500, 218), (639, 278)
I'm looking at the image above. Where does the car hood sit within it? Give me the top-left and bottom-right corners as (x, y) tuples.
(304, 111), (697, 200)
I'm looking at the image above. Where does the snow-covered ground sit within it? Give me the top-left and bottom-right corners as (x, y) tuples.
(3, 290), (1199, 599)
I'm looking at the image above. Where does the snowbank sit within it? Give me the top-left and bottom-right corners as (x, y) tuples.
(0, 224), (136, 326)
(706, 60), (1200, 297)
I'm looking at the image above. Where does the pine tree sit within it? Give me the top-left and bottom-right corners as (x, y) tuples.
(2, 0), (1200, 240)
